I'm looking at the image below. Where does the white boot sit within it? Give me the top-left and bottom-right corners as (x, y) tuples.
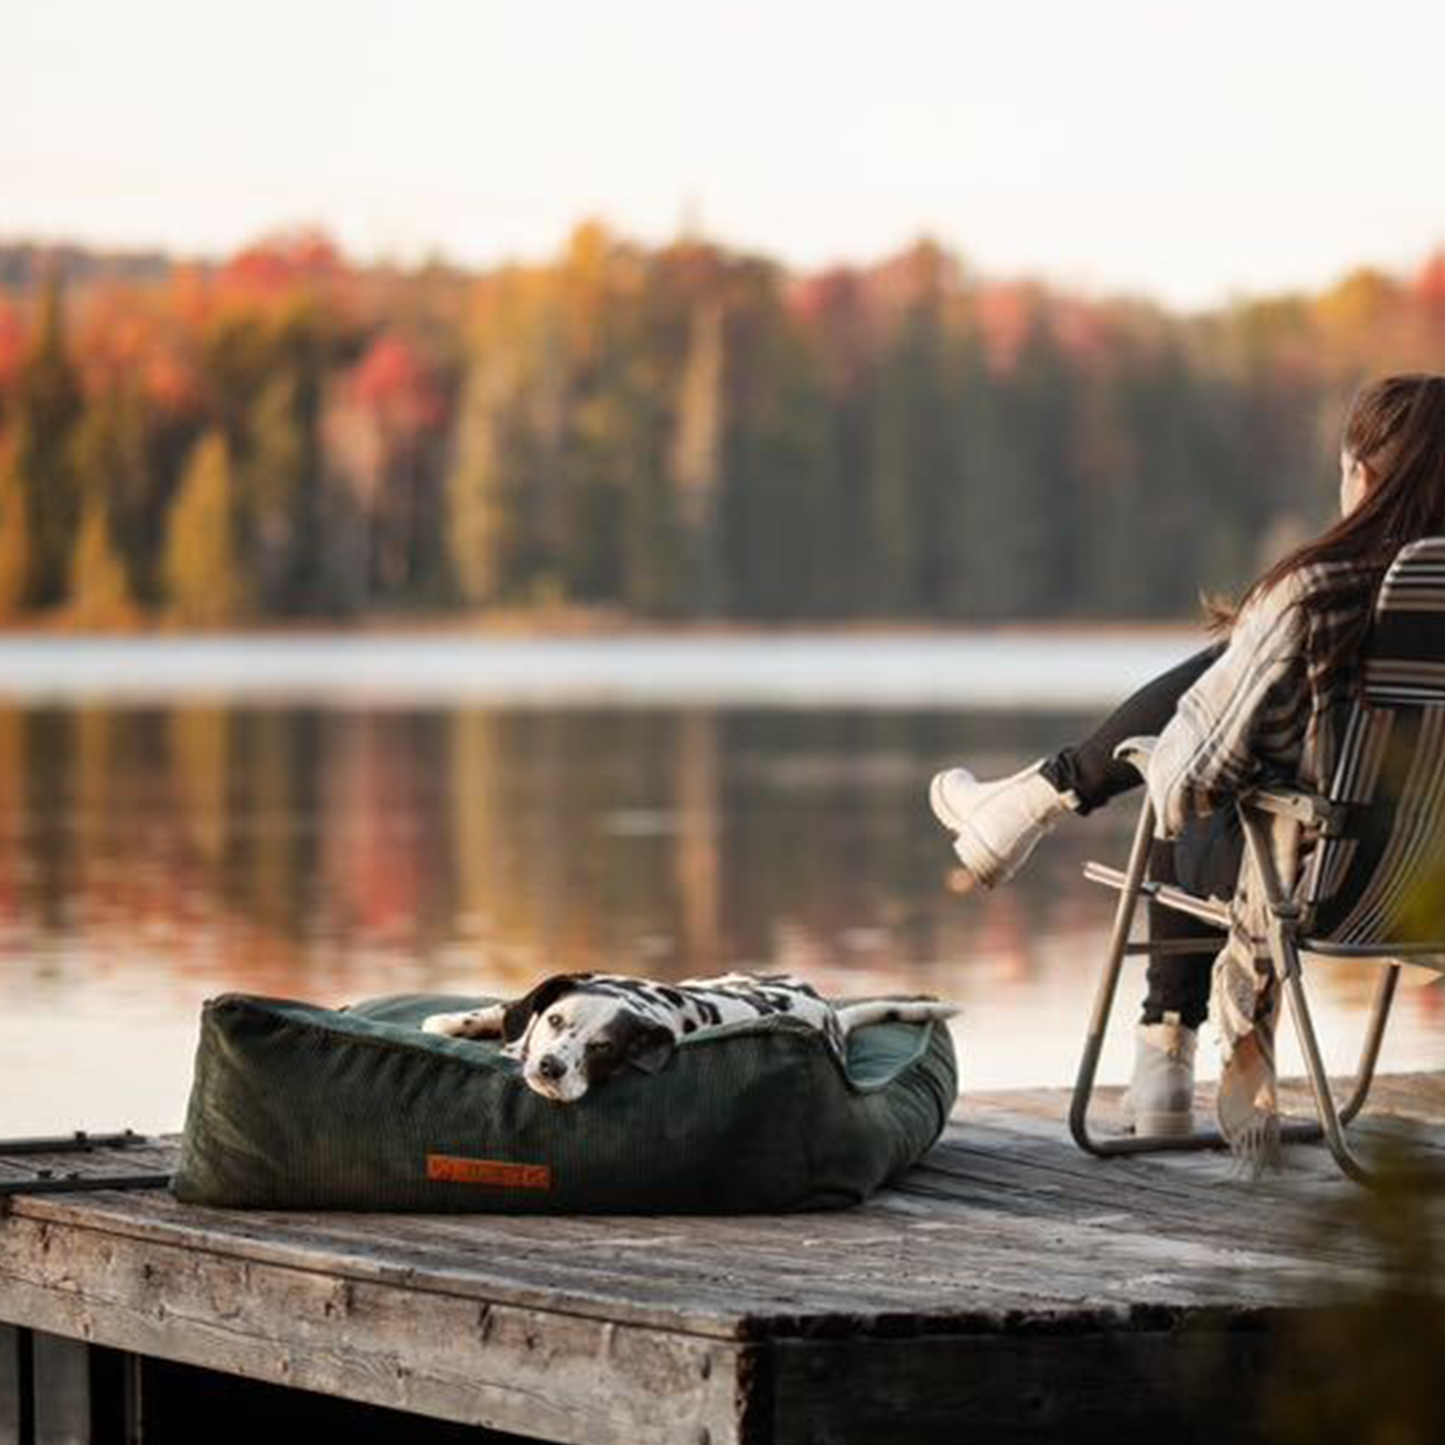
(928, 761), (1077, 888)
(1121, 1014), (1197, 1138)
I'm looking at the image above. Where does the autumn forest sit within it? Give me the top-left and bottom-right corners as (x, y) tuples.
(2, 222), (1444, 628)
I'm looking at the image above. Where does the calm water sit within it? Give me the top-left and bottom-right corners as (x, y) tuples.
(2, 633), (1441, 1135)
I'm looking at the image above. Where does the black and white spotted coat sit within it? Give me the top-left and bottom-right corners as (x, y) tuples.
(422, 969), (956, 1103)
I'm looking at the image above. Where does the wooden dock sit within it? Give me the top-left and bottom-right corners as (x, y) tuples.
(3, 1075), (1443, 1445)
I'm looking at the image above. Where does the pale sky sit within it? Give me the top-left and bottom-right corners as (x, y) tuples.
(3, 0), (1443, 310)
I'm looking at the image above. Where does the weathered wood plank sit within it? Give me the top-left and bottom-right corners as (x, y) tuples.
(915, 1132), (1373, 1226)
(0, 1143), (174, 1179)
(9, 1186), (1105, 1326)
(0, 1214), (749, 1445)
(38, 1186), (1285, 1321)
(6, 1191), (754, 1338)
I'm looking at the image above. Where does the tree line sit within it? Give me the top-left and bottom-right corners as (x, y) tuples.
(1, 222), (1442, 627)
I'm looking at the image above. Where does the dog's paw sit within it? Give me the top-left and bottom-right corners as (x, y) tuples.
(421, 1006), (504, 1039)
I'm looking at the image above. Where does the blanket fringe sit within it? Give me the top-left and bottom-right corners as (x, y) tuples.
(1222, 1107), (1282, 1179)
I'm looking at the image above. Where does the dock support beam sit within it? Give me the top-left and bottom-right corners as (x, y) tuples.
(1, 1331), (141, 1445)
(1, 1325), (32, 1445)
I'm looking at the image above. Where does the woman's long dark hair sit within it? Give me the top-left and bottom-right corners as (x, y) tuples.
(1213, 373), (1445, 693)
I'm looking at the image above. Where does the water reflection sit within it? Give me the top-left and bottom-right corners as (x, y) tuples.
(1, 703), (1441, 1133)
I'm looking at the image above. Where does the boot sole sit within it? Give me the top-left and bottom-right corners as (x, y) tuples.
(1130, 1109), (1196, 1139)
(928, 773), (1006, 885)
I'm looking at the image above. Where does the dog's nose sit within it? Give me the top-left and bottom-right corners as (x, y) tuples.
(537, 1055), (566, 1082)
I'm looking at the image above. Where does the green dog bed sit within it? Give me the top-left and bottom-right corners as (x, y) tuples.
(171, 991), (957, 1213)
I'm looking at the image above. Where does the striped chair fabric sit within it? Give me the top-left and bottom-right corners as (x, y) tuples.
(1303, 538), (1445, 946)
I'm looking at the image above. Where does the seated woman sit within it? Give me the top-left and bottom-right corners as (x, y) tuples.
(930, 373), (1445, 1147)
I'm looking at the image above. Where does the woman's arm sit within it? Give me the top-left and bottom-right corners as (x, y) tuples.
(1146, 573), (1310, 838)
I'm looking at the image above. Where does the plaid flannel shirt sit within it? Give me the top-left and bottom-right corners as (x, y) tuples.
(1147, 562), (1369, 840)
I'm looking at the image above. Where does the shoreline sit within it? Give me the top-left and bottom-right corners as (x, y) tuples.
(0, 611), (1207, 642)
(0, 627), (1203, 709)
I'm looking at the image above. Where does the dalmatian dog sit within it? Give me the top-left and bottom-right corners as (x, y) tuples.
(421, 970), (958, 1103)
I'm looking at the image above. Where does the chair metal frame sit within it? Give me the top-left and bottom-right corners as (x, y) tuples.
(1069, 741), (1442, 1185)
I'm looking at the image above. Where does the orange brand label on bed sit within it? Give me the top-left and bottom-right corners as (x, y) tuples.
(426, 1154), (552, 1190)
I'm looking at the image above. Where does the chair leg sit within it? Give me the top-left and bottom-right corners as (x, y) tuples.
(1069, 792), (1153, 1155)
(1280, 964), (1373, 1184)
(1337, 961), (1399, 1126)
(1240, 809), (1376, 1184)
(1249, 956), (1399, 1160)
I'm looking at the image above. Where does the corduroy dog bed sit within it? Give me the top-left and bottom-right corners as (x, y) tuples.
(171, 991), (957, 1213)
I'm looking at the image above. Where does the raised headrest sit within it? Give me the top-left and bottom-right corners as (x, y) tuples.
(1363, 537), (1445, 706)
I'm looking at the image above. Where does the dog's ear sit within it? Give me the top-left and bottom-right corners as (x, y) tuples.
(624, 1018), (678, 1076)
(501, 973), (592, 1043)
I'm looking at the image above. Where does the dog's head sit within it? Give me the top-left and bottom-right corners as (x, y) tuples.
(502, 973), (678, 1102)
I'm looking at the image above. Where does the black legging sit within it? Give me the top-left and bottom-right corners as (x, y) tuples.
(1040, 644), (1242, 1028)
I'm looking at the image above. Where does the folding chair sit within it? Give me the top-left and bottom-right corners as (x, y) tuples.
(1070, 537), (1445, 1184)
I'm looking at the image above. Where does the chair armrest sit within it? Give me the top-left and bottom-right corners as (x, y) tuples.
(1110, 735), (1157, 779)
(1105, 739), (1341, 831)
(1243, 786), (1346, 833)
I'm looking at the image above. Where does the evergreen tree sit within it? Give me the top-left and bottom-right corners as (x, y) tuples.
(200, 311), (280, 446)
(561, 363), (679, 613)
(67, 498), (133, 627)
(954, 316), (1073, 619)
(343, 335), (450, 608)
(243, 369), (309, 612)
(69, 384), (156, 601)
(447, 360), (517, 607)
(547, 227), (638, 607)
(618, 349), (681, 617)
(163, 431), (250, 625)
(795, 271), (875, 617)
(863, 307), (955, 614)
(13, 274), (82, 606)
(669, 298), (726, 611)
(723, 339), (831, 619)
(707, 262), (830, 618)
(0, 432), (33, 619)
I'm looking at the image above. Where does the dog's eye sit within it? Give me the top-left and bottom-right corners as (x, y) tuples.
(546, 1012), (564, 1028)
(586, 1039), (612, 1053)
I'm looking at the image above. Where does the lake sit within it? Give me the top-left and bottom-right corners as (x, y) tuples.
(2, 631), (1441, 1135)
